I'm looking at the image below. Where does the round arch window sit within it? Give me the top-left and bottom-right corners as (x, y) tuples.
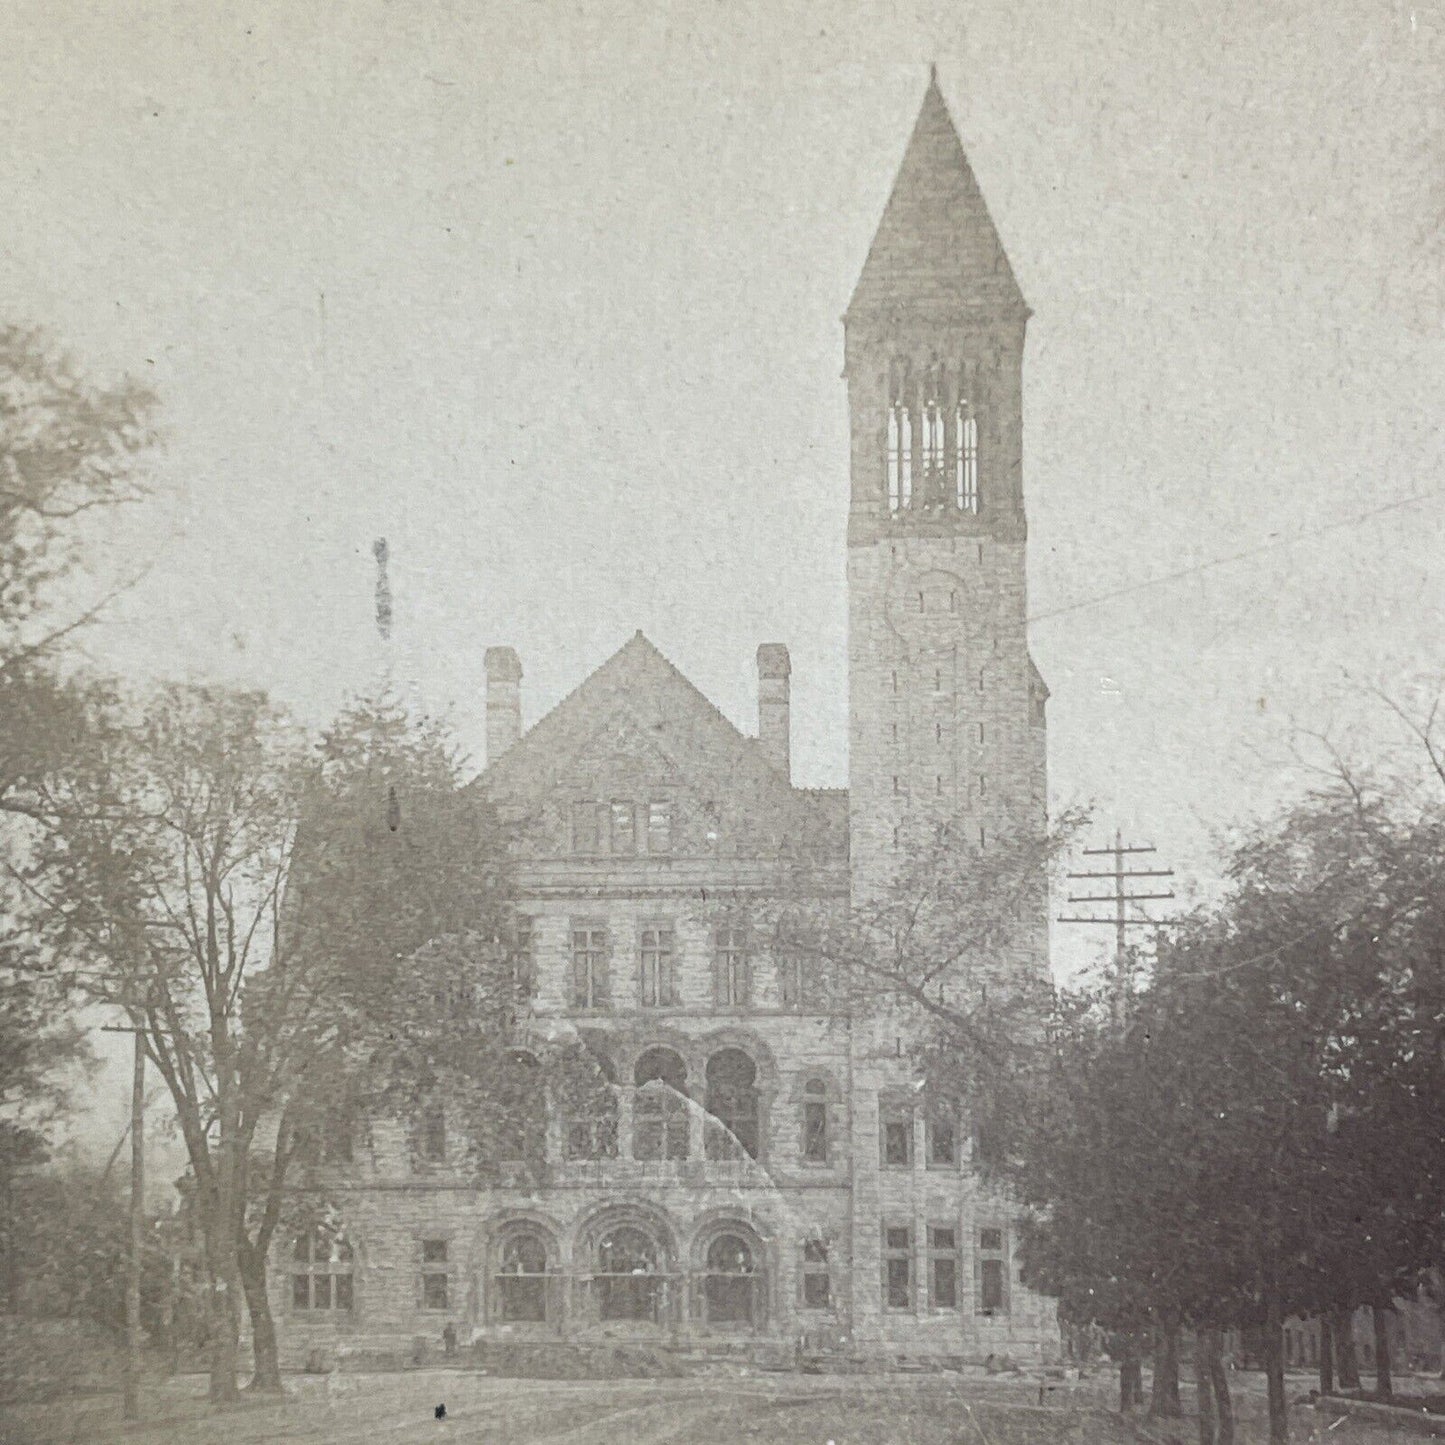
(633, 1047), (689, 1161)
(594, 1224), (664, 1322)
(705, 1049), (759, 1160)
(703, 1232), (759, 1328)
(495, 1229), (550, 1323)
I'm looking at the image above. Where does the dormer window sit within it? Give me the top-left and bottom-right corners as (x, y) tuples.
(611, 802), (636, 855)
(646, 800), (672, 853)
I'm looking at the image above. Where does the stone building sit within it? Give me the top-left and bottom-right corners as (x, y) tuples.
(271, 74), (1058, 1367)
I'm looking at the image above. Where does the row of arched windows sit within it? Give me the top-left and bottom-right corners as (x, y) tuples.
(407, 1049), (837, 1170)
(289, 1218), (773, 1329)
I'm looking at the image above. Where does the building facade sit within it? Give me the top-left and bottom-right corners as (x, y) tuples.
(270, 75), (1058, 1368)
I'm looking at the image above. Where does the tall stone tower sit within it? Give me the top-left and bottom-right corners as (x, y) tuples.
(846, 72), (1047, 904)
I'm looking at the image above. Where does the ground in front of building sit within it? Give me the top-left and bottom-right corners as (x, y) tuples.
(0, 1369), (1425, 1445)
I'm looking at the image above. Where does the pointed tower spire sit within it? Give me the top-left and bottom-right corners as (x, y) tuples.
(849, 72), (1026, 317)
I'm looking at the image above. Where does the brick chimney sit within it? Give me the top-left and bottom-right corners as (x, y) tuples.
(484, 647), (523, 764)
(756, 643), (791, 782)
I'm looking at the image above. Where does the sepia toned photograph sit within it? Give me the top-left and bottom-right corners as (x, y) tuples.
(1, 2), (1443, 1442)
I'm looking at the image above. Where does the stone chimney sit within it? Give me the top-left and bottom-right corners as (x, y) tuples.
(756, 643), (791, 782)
(484, 647), (523, 764)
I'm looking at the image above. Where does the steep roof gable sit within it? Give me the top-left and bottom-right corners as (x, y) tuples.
(480, 631), (785, 792)
(849, 72), (1026, 319)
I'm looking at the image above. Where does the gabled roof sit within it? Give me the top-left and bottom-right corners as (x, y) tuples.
(849, 72), (1027, 319)
(476, 632), (848, 862)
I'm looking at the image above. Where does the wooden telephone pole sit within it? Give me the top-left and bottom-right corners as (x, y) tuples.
(100, 1017), (151, 1421)
(1058, 829), (1176, 1020)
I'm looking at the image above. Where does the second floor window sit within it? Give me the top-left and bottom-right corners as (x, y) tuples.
(714, 925), (750, 1007)
(881, 1107), (913, 1169)
(778, 955), (809, 1009)
(802, 1081), (829, 1164)
(513, 917), (535, 1001)
(421, 1104), (446, 1163)
(571, 926), (609, 1009)
(639, 926), (677, 1007)
(926, 1114), (957, 1168)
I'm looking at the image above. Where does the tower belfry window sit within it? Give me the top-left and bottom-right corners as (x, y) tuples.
(887, 366), (913, 512)
(955, 404), (979, 513)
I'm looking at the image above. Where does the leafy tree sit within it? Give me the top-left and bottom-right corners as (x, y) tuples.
(0, 326), (155, 1307)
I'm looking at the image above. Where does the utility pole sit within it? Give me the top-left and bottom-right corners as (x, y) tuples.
(102, 1016), (156, 1421)
(1057, 829), (1176, 1021)
(125, 1026), (144, 1420)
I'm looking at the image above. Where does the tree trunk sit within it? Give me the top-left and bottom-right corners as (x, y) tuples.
(1318, 1314), (1334, 1396)
(1207, 1328), (1235, 1445)
(1150, 1316), (1183, 1417)
(205, 1266), (240, 1403)
(1262, 1290), (1289, 1444)
(1195, 1329), (1217, 1445)
(238, 1242), (282, 1393)
(1372, 1306), (1393, 1397)
(1331, 1308), (1361, 1390)
(1118, 1338), (1144, 1412)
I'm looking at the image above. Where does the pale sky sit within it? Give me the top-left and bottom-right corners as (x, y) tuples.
(5, 0), (1445, 1147)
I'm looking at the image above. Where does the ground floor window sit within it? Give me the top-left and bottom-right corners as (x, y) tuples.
(882, 1224), (913, 1311)
(594, 1225), (664, 1322)
(292, 1227), (353, 1311)
(496, 1231), (550, 1323)
(801, 1241), (830, 1309)
(976, 1225), (1008, 1316)
(420, 1239), (449, 1311)
(928, 1226), (959, 1309)
(702, 1233), (758, 1327)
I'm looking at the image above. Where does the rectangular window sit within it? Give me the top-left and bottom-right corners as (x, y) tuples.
(883, 1225), (913, 1311)
(802, 1241), (830, 1309)
(571, 800), (602, 853)
(803, 1100), (828, 1164)
(570, 926), (608, 1009)
(778, 955), (808, 1008)
(926, 1115), (957, 1168)
(421, 1104), (446, 1163)
(977, 1226), (1008, 1315)
(639, 925), (677, 1007)
(513, 916), (536, 999)
(421, 1239), (449, 1311)
(646, 800), (672, 853)
(928, 1226), (959, 1310)
(881, 1110), (913, 1169)
(566, 1115), (619, 1160)
(610, 801), (636, 855)
(714, 924), (750, 1007)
